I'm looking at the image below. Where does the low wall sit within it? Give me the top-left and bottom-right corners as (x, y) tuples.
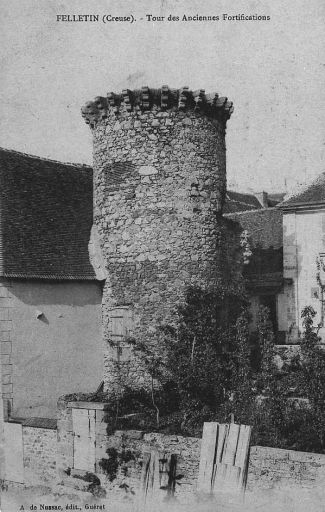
(55, 399), (325, 500)
(57, 399), (200, 502)
(22, 426), (57, 485)
(96, 430), (201, 501)
(248, 445), (325, 490)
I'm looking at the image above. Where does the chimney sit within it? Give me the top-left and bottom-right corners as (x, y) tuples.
(255, 191), (268, 208)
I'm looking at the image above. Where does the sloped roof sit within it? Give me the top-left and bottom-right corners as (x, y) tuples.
(0, 148), (96, 280)
(225, 207), (283, 250)
(280, 173), (325, 208)
(224, 191), (262, 213)
(22, 417), (57, 429)
(268, 193), (286, 205)
(224, 191), (286, 214)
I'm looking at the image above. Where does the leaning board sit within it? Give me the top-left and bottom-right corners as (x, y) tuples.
(198, 422), (252, 495)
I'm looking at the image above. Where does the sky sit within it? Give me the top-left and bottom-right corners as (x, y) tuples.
(0, 0), (324, 194)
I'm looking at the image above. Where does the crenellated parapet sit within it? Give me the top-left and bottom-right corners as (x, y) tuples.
(81, 86), (234, 128)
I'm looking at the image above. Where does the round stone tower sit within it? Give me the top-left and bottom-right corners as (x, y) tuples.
(81, 86), (234, 391)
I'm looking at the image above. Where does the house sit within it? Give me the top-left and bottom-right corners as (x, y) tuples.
(280, 174), (325, 342)
(227, 174), (325, 345)
(224, 207), (286, 342)
(0, 148), (103, 422)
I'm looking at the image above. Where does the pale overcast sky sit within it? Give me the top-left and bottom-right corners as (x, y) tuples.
(1, 0), (324, 194)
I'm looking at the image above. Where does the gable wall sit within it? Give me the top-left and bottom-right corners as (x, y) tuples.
(283, 209), (325, 339)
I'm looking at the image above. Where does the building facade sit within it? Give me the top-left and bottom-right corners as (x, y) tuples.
(281, 174), (325, 342)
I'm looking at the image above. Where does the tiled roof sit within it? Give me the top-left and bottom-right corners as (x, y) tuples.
(224, 191), (262, 213)
(225, 208), (283, 250)
(0, 148), (96, 280)
(22, 417), (57, 429)
(268, 193), (286, 204)
(280, 173), (325, 208)
(225, 208), (283, 287)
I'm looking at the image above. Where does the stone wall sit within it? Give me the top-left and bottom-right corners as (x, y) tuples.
(57, 397), (74, 479)
(56, 400), (325, 501)
(96, 429), (201, 502)
(22, 426), (57, 485)
(248, 445), (325, 490)
(81, 87), (240, 392)
(0, 279), (13, 417)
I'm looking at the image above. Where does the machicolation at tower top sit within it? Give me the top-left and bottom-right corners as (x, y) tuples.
(81, 86), (240, 392)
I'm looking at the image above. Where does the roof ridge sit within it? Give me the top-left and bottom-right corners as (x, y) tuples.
(0, 147), (92, 169)
(224, 207), (279, 217)
(226, 199), (260, 208)
(227, 190), (257, 197)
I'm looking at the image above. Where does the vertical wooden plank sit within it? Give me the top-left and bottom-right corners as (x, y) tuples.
(115, 312), (124, 337)
(72, 408), (96, 471)
(157, 451), (177, 499)
(167, 454), (177, 496)
(222, 423), (240, 465)
(234, 425), (251, 468)
(211, 423), (252, 495)
(125, 309), (134, 337)
(197, 422), (218, 492)
(211, 423), (228, 489)
(140, 451), (151, 497)
(159, 451), (170, 489)
(235, 425), (252, 489)
(139, 451), (177, 509)
(149, 451), (158, 493)
(145, 451), (160, 503)
(215, 423), (228, 463)
(212, 463), (241, 493)
(4, 422), (24, 483)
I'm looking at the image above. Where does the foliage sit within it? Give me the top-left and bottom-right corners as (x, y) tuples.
(73, 471), (106, 497)
(102, 385), (180, 435)
(99, 443), (140, 487)
(99, 447), (119, 481)
(108, 286), (253, 436)
(98, 287), (325, 453)
(159, 287), (250, 423)
(299, 306), (325, 449)
(226, 308), (254, 422)
(247, 305), (325, 453)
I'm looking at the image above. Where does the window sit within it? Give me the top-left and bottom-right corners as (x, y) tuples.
(107, 306), (134, 361)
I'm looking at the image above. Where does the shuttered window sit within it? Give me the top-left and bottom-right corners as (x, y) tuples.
(107, 306), (134, 361)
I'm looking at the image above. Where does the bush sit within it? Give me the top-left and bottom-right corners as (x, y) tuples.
(99, 289), (325, 453)
(106, 286), (254, 436)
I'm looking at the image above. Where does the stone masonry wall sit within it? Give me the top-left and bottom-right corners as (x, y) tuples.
(57, 397), (74, 480)
(0, 278), (13, 418)
(81, 87), (237, 392)
(22, 426), (57, 485)
(98, 432), (325, 499)
(56, 400), (325, 501)
(96, 429), (201, 503)
(248, 446), (325, 491)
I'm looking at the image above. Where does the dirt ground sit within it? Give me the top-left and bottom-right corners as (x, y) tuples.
(2, 484), (325, 512)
